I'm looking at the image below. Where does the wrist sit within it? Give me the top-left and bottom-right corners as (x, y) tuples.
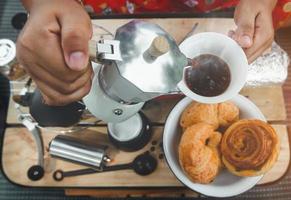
(21, 0), (83, 12)
(241, 0), (277, 10)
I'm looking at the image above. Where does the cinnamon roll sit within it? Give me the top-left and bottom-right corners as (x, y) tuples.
(221, 119), (280, 176)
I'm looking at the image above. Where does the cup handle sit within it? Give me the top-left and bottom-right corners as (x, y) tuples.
(177, 80), (211, 103)
(177, 81), (192, 98)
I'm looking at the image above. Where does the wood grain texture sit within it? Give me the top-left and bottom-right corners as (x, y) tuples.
(240, 86), (286, 122)
(259, 125), (290, 184)
(277, 27), (291, 127)
(2, 127), (179, 187)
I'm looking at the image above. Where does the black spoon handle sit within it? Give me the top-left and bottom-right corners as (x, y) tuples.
(57, 163), (132, 179)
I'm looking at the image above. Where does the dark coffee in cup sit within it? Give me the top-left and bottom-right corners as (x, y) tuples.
(185, 54), (231, 97)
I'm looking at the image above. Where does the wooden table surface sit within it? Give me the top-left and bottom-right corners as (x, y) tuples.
(279, 27), (291, 128)
(2, 19), (290, 199)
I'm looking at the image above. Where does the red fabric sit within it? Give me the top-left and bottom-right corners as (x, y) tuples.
(83, 0), (291, 28)
(83, 0), (239, 13)
(273, 0), (291, 28)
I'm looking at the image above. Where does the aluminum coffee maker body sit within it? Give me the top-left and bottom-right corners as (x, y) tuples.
(84, 20), (188, 123)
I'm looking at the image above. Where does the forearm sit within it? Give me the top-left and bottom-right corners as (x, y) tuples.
(21, 0), (82, 12)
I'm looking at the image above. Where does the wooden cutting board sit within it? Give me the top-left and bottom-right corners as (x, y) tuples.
(1, 124), (289, 188)
(1, 86), (289, 189)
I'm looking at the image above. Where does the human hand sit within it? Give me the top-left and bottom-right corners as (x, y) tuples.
(17, 0), (93, 105)
(229, 0), (277, 63)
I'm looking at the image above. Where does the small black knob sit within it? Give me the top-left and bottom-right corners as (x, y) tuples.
(27, 165), (44, 181)
(133, 153), (157, 176)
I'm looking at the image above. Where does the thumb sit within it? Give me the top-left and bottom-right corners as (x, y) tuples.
(58, 4), (92, 71)
(233, 12), (256, 48)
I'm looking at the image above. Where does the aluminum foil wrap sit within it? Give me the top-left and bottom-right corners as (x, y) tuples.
(246, 42), (289, 87)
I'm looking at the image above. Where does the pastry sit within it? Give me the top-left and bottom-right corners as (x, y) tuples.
(180, 102), (219, 130)
(218, 101), (239, 127)
(179, 123), (222, 183)
(220, 119), (280, 176)
(180, 101), (239, 130)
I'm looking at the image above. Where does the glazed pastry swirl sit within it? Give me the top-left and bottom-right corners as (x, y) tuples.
(221, 119), (280, 176)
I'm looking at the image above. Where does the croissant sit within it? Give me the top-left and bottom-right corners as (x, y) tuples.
(180, 102), (219, 129)
(218, 101), (239, 127)
(179, 123), (222, 184)
(180, 101), (239, 130)
(220, 119), (280, 176)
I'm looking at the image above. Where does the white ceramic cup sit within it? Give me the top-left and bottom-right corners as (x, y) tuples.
(178, 32), (248, 104)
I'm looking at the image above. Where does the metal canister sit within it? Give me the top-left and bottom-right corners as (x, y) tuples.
(48, 135), (110, 169)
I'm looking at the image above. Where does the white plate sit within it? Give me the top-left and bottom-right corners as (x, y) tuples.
(163, 95), (264, 198)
